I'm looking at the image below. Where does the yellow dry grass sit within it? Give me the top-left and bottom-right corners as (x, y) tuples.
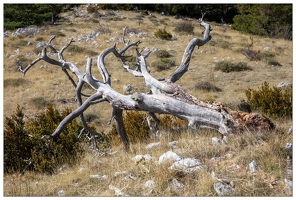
(3, 5), (293, 197)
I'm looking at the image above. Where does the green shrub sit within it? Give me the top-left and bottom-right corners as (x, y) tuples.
(4, 78), (28, 88)
(4, 105), (33, 173)
(245, 81), (292, 118)
(155, 50), (172, 58)
(154, 28), (172, 40)
(107, 111), (151, 146)
(263, 57), (282, 66)
(151, 58), (175, 71)
(26, 105), (86, 174)
(4, 105), (86, 174)
(87, 4), (99, 13)
(195, 81), (222, 92)
(107, 111), (187, 146)
(214, 61), (252, 73)
(174, 22), (194, 34)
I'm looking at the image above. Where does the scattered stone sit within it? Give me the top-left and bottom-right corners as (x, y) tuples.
(158, 151), (181, 164)
(90, 174), (108, 180)
(277, 82), (291, 88)
(109, 184), (129, 196)
(143, 180), (155, 189)
(146, 142), (161, 149)
(287, 125), (292, 134)
(263, 46), (271, 51)
(171, 178), (184, 191)
(249, 160), (258, 173)
(57, 190), (66, 196)
(169, 141), (178, 149)
(114, 171), (129, 177)
(212, 137), (224, 146)
(169, 158), (203, 172)
(132, 154), (154, 163)
(214, 182), (235, 196)
(285, 143), (292, 152)
(36, 42), (47, 49)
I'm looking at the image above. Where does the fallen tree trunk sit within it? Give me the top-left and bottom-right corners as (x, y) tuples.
(17, 17), (275, 151)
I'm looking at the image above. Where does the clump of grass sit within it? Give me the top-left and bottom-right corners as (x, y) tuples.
(195, 81), (222, 92)
(214, 61), (252, 73)
(174, 21), (194, 34)
(49, 30), (66, 37)
(151, 58), (175, 71)
(85, 49), (98, 57)
(67, 44), (85, 54)
(154, 29), (172, 40)
(30, 97), (48, 109)
(263, 57), (282, 66)
(4, 78), (28, 88)
(155, 49), (172, 58)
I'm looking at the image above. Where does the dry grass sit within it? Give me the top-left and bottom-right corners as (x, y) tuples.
(3, 5), (293, 196)
(3, 126), (292, 196)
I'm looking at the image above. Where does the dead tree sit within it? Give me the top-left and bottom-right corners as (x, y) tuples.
(17, 18), (274, 151)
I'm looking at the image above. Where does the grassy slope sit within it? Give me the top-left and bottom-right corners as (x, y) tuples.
(3, 5), (293, 196)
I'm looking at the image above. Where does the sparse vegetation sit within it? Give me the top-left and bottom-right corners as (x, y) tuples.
(151, 58), (175, 71)
(4, 78), (29, 88)
(214, 61), (252, 73)
(174, 21), (194, 34)
(195, 81), (222, 92)
(154, 28), (172, 40)
(3, 4), (292, 197)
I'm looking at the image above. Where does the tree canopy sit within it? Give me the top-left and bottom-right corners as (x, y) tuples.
(4, 4), (292, 40)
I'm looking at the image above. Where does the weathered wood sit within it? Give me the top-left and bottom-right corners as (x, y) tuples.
(18, 18), (274, 151)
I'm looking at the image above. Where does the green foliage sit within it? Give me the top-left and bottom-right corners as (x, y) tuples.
(174, 21), (194, 34)
(232, 4), (292, 39)
(195, 81), (222, 92)
(108, 111), (151, 145)
(4, 78), (28, 88)
(107, 112), (187, 146)
(155, 50), (172, 58)
(151, 58), (175, 72)
(4, 104), (86, 174)
(4, 105), (33, 173)
(214, 61), (252, 73)
(263, 57), (282, 66)
(154, 29), (172, 40)
(87, 4), (99, 13)
(245, 82), (292, 118)
(4, 4), (74, 30)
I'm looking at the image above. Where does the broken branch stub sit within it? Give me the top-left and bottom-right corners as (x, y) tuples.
(17, 19), (274, 151)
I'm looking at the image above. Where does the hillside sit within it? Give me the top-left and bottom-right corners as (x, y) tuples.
(3, 5), (293, 196)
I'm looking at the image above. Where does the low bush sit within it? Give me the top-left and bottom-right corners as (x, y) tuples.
(245, 81), (292, 118)
(214, 61), (252, 73)
(154, 29), (172, 40)
(4, 78), (28, 88)
(4, 105), (86, 174)
(195, 81), (222, 92)
(151, 58), (175, 71)
(155, 49), (172, 58)
(107, 111), (187, 146)
(174, 21), (194, 34)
